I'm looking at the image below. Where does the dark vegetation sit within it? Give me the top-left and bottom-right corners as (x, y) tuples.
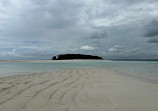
(52, 54), (103, 60)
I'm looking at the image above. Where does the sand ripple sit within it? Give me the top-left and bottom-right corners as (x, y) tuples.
(0, 68), (158, 111)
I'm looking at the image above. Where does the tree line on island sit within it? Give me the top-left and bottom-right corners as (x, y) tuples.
(52, 54), (103, 60)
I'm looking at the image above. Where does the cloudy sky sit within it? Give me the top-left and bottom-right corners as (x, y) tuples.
(0, 0), (158, 60)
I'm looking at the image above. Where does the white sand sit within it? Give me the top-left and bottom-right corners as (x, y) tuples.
(0, 68), (158, 111)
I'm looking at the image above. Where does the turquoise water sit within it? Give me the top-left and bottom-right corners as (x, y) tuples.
(0, 61), (158, 83)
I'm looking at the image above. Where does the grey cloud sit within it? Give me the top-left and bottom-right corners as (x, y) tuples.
(0, 0), (158, 59)
(91, 41), (101, 47)
(127, 48), (139, 54)
(23, 41), (47, 44)
(143, 19), (158, 37)
(1, 0), (84, 38)
(90, 31), (109, 39)
(105, 47), (157, 59)
(146, 37), (158, 43)
(87, 30), (109, 47)
(106, 0), (157, 5)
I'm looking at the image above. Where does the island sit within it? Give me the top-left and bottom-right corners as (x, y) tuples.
(52, 54), (103, 60)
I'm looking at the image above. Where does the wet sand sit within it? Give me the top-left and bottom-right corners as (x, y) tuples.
(0, 68), (158, 111)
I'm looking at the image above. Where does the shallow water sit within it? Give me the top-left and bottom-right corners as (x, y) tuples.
(0, 61), (158, 83)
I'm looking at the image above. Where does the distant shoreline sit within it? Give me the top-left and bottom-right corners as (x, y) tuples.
(110, 59), (158, 61)
(1, 59), (158, 63)
(0, 59), (111, 63)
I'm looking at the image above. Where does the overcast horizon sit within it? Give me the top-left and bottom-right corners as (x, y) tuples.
(0, 0), (158, 60)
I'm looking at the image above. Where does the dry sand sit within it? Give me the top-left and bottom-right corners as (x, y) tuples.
(0, 68), (158, 111)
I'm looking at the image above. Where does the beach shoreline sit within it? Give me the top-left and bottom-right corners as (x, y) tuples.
(0, 68), (158, 111)
(0, 60), (112, 63)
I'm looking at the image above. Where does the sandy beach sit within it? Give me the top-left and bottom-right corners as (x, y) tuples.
(0, 60), (111, 63)
(0, 68), (158, 111)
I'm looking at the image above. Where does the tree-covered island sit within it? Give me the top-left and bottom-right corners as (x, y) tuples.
(52, 54), (103, 60)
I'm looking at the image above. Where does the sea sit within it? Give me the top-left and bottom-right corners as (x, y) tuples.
(0, 60), (158, 84)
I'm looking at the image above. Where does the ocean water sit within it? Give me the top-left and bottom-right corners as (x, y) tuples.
(0, 61), (158, 83)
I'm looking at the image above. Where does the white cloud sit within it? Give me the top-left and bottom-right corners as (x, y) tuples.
(108, 45), (124, 53)
(80, 45), (95, 50)
(0, 49), (16, 56)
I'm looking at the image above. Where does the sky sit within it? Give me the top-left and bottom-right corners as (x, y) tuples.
(0, 0), (158, 60)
